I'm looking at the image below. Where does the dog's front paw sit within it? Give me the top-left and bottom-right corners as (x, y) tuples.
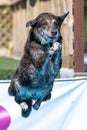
(53, 42), (62, 50)
(49, 47), (55, 55)
(49, 42), (61, 54)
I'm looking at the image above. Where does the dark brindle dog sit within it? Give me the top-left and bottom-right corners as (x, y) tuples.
(8, 12), (69, 117)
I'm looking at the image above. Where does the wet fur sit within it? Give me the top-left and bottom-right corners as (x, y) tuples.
(8, 12), (69, 117)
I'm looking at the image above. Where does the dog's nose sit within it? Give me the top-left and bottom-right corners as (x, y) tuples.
(51, 31), (57, 36)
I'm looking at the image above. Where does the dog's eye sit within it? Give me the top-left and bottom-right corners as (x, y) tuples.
(42, 21), (48, 26)
(54, 22), (58, 28)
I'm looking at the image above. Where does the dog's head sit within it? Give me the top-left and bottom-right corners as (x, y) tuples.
(26, 12), (69, 45)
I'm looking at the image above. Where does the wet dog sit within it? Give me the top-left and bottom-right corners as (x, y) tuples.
(8, 12), (69, 117)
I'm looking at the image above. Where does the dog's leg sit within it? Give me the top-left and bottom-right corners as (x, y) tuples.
(39, 53), (52, 76)
(47, 42), (62, 78)
(33, 99), (41, 110)
(33, 93), (51, 110)
(53, 49), (62, 76)
(15, 97), (32, 117)
(33, 89), (52, 110)
(43, 93), (51, 101)
(47, 49), (62, 79)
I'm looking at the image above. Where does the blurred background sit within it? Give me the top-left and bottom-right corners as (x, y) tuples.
(0, 0), (86, 79)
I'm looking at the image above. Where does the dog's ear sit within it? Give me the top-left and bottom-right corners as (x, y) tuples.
(26, 18), (37, 27)
(57, 11), (69, 25)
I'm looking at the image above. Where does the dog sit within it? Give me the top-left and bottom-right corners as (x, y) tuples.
(8, 12), (69, 117)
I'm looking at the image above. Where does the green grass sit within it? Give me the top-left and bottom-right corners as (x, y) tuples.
(0, 57), (19, 80)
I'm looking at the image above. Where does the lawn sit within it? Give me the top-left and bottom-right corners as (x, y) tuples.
(0, 57), (19, 80)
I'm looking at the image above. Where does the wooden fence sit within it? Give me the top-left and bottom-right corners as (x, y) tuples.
(12, 0), (27, 56)
(0, 6), (12, 48)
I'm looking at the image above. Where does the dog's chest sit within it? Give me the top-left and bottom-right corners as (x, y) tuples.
(30, 43), (44, 63)
(30, 49), (44, 60)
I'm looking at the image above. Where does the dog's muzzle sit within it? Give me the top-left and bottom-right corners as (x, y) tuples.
(34, 28), (60, 45)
